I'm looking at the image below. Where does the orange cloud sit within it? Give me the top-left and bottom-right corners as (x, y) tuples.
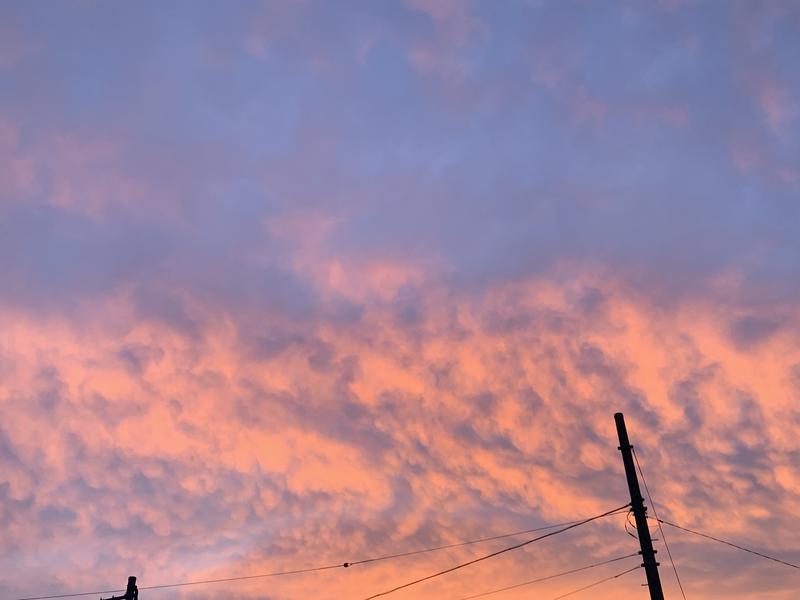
(2, 268), (799, 599)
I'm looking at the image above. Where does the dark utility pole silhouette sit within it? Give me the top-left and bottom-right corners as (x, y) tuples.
(615, 412), (664, 600)
(101, 576), (138, 600)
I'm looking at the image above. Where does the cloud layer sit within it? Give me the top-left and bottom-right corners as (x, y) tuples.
(1, 2), (799, 599)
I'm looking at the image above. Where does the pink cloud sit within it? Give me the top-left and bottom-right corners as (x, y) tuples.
(2, 4), (800, 599)
(2, 269), (799, 598)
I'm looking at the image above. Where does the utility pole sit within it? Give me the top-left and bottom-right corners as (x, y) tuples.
(615, 412), (664, 600)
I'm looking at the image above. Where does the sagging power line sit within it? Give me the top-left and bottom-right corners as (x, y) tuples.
(360, 503), (631, 600)
(454, 552), (640, 600)
(549, 564), (643, 600)
(657, 518), (800, 570)
(9, 508), (630, 600)
(343, 515), (626, 568)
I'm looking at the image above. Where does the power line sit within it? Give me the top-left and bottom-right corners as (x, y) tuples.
(11, 565), (345, 600)
(345, 510), (631, 568)
(8, 507), (631, 600)
(361, 503), (631, 600)
(550, 564), (642, 600)
(633, 447), (687, 600)
(657, 518), (800, 570)
(455, 552), (640, 600)
(11, 590), (127, 600)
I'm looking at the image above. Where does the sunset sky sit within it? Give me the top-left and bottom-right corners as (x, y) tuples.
(1, 1), (799, 599)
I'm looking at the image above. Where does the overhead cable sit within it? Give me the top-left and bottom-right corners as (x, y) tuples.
(11, 564), (345, 600)
(657, 518), (800, 570)
(361, 502), (631, 600)
(454, 552), (640, 600)
(549, 564), (642, 600)
(633, 447), (687, 600)
(344, 511), (629, 568)
(8, 506), (630, 600)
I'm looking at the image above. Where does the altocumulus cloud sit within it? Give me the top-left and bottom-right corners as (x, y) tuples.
(1, 1), (800, 599)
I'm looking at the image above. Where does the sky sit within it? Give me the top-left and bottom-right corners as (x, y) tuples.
(1, 1), (799, 599)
